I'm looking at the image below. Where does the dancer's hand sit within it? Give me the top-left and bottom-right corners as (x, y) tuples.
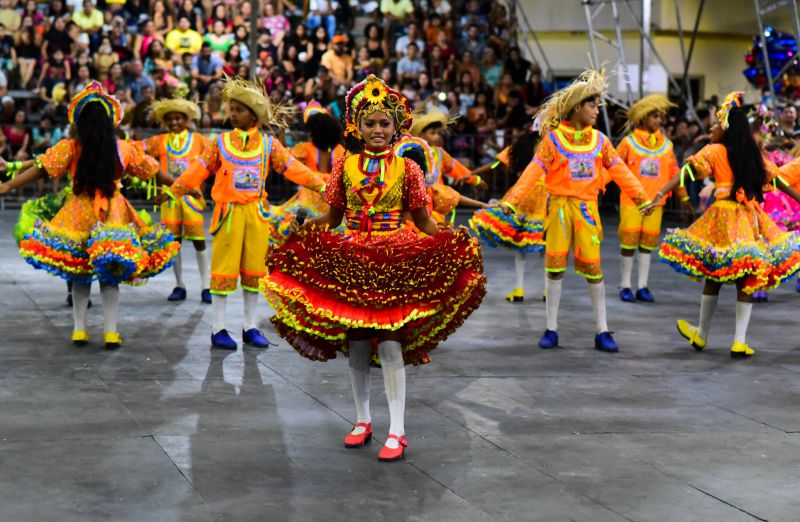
(699, 182), (715, 201)
(152, 192), (170, 205)
(640, 202), (657, 216)
(500, 202), (513, 215)
(436, 220), (453, 232)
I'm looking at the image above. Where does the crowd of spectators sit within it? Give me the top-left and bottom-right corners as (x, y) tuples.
(0, 0), (552, 180)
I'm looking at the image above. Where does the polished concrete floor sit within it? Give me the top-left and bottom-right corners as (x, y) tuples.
(1, 208), (800, 522)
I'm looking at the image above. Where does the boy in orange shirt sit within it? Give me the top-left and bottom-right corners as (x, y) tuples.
(502, 68), (651, 352)
(616, 94), (690, 303)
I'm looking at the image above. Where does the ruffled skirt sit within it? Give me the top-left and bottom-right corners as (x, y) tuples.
(19, 192), (179, 285)
(659, 199), (800, 293)
(468, 182), (547, 253)
(260, 225), (486, 365)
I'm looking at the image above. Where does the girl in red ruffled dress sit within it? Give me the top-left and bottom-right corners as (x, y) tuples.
(260, 75), (486, 461)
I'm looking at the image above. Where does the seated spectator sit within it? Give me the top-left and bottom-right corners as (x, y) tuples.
(521, 66), (548, 110)
(307, 0), (337, 40)
(166, 16), (203, 56)
(101, 62), (126, 95)
(304, 65), (337, 105)
(496, 90), (528, 131)
(176, 0), (204, 32)
(126, 83), (155, 127)
(479, 48), (502, 88)
(43, 16), (72, 57)
(125, 58), (156, 103)
(0, 23), (13, 72)
(354, 46), (375, 82)
(493, 72), (515, 107)
(232, 25), (251, 61)
(0, 0), (20, 33)
(150, 62), (179, 98)
(280, 23), (308, 60)
(281, 43), (304, 82)
(223, 44), (243, 76)
(380, 0), (414, 24)
(505, 46), (531, 85)
(458, 23), (485, 59)
(320, 34), (352, 86)
(133, 20), (162, 60)
(363, 22), (387, 66)
(73, 0), (103, 43)
(424, 14), (445, 47)
(205, 82), (226, 126)
(93, 37), (119, 79)
(205, 19), (235, 55)
(14, 24), (40, 89)
(32, 114), (63, 157)
(430, 0), (452, 16)
(256, 28), (278, 61)
(206, 4), (232, 34)
(3, 109), (30, 160)
(70, 63), (93, 96)
(173, 52), (194, 84)
(467, 90), (492, 133)
(261, 2), (289, 46)
(305, 25), (329, 78)
(37, 48), (71, 93)
(397, 42), (424, 82)
(434, 29), (455, 63)
(427, 43), (446, 83)
(459, 0), (488, 35)
(191, 42), (224, 97)
(395, 21), (425, 58)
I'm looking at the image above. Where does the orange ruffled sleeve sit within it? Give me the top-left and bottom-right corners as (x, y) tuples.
(323, 158), (347, 211)
(403, 156), (430, 211)
(123, 140), (159, 181)
(40, 139), (75, 179)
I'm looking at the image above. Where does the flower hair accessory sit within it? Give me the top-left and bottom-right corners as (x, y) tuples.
(68, 81), (123, 125)
(716, 91), (744, 130)
(344, 74), (413, 139)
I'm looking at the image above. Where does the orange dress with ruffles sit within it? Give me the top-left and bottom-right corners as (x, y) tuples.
(260, 150), (487, 366)
(19, 139), (180, 285)
(659, 143), (800, 293)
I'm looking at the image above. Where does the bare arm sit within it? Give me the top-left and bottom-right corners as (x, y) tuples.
(0, 165), (46, 194)
(410, 206), (440, 236)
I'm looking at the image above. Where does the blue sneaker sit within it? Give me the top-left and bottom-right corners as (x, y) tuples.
(538, 329), (559, 349)
(752, 290), (768, 302)
(211, 329), (237, 350)
(167, 287), (187, 302)
(201, 289), (212, 304)
(594, 331), (619, 353)
(635, 288), (654, 302)
(796, 277), (800, 293)
(243, 328), (272, 348)
(619, 288), (635, 302)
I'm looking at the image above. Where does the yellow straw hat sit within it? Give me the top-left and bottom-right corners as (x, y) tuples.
(534, 66), (608, 135)
(626, 94), (676, 127)
(151, 98), (202, 126)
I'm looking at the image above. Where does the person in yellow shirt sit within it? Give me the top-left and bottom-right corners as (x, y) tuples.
(165, 17), (204, 56)
(616, 94), (691, 304)
(72, 0), (104, 36)
(161, 77), (326, 350)
(502, 67), (651, 353)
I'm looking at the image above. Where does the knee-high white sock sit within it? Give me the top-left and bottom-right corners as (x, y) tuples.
(619, 254), (633, 289)
(173, 249), (184, 288)
(545, 278), (561, 331)
(697, 294), (718, 339)
(514, 252), (526, 290)
(243, 290), (259, 330)
(195, 248), (210, 290)
(100, 284), (120, 334)
(348, 339), (372, 425)
(212, 293), (227, 333)
(378, 340), (406, 446)
(734, 301), (753, 344)
(588, 281), (609, 333)
(72, 282), (91, 331)
(637, 251), (652, 289)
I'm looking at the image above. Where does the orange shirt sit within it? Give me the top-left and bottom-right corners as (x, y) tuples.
(503, 123), (649, 208)
(616, 129), (683, 207)
(290, 141), (346, 180)
(143, 131), (209, 178)
(172, 127), (325, 205)
(687, 143), (778, 201)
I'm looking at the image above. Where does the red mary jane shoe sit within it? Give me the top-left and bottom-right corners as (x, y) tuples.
(378, 434), (408, 462)
(344, 422), (372, 448)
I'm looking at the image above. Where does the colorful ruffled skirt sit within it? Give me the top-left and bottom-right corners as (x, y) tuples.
(468, 182), (546, 253)
(762, 189), (800, 232)
(260, 225), (487, 366)
(659, 199), (800, 293)
(20, 192), (179, 285)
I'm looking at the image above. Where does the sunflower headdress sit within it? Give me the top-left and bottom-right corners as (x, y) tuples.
(716, 91), (744, 131)
(533, 66), (608, 136)
(151, 97), (202, 126)
(626, 94), (676, 128)
(344, 74), (413, 139)
(68, 81), (123, 125)
(222, 76), (294, 128)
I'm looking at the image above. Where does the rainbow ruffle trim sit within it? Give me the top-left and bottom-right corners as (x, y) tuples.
(20, 223), (93, 283)
(659, 228), (800, 293)
(138, 225), (180, 279)
(469, 207), (544, 253)
(87, 224), (147, 284)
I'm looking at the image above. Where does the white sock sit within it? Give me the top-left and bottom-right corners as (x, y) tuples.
(243, 290), (259, 331)
(514, 252), (526, 290)
(619, 254), (633, 289)
(545, 277), (561, 331)
(588, 281), (609, 333)
(697, 294), (718, 339)
(378, 340), (406, 447)
(72, 282), (91, 331)
(637, 251), (651, 289)
(734, 301), (753, 344)
(212, 293), (227, 333)
(348, 339), (372, 425)
(195, 248), (210, 290)
(173, 249), (184, 288)
(100, 284), (120, 334)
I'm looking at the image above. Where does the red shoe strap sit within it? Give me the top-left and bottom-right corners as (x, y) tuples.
(354, 422), (372, 429)
(387, 434), (408, 447)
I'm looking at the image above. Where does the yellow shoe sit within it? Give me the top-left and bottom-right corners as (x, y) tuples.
(71, 330), (89, 347)
(505, 288), (524, 303)
(103, 331), (122, 349)
(730, 341), (755, 359)
(676, 320), (707, 351)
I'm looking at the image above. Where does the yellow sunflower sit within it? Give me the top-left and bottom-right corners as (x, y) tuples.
(364, 79), (387, 105)
(345, 122), (359, 136)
